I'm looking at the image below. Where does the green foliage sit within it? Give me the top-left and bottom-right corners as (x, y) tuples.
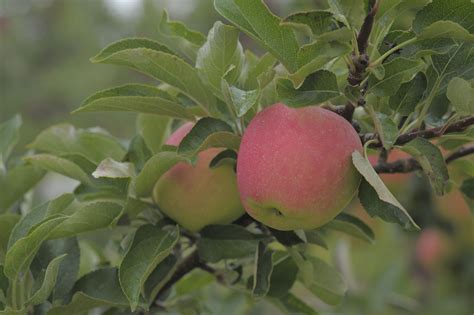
(1, 0), (473, 314)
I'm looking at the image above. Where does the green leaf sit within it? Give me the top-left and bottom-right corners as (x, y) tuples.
(133, 151), (187, 197)
(136, 114), (171, 154)
(267, 255), (298, 298)
(301, 255), (347, 305)
(427, 43), (474, 95)
(290, 40), (351, 88)
(0, 115), (21, 168)
(252, 242), (273, 298)
(4, 216), (67, 280)
(174, 268), (214, 296)
(352, 151), (419, 230)
(401, 138), (449, 195)
(271, 293), (318, 315)
(417, 21), (474, 42)
(92, 158), (135, 179)
(374, 113), (399, 150)
(241, 52), (276, 90)
(177, 117), (240, 157)
(281, 11), (336, 36)
(143, 255), (177, 301)
(119, 225), (179, 311)
(0, 164), (45, 212)
(8, 194), (75, 248)
(91, 40), (216, 114)
(221, 81), (260, 118)
(47, 268), (129, 315)
(196, 22), (244, 99)
(197, 224), (269, 263)
(413, 0), (474, 34)
(447, 77), (474, 115)
(25, 154), (93, 186)
(31, 238), (80, 303)
(28, 124), (126, 165)
(389, 72), (427, 115)
(328, 0), (365, 29)
(368, 58), (425, 97)
(75, 84), (195, 120)
(304, 230), (328, 249)
(209, 149), (237, 169)
(277, 70), (340, 107)
(26, 254), (67, 305)
(48, 201), (124, 239)
(324, 213), (374, 243)
(460, 178), (474, 212)
(0, 214), (20, 258)
(214, 0), (299, 72)
(156, 11), (206, 63)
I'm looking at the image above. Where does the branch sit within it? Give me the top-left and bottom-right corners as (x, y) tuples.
(363, 116), (474, 147)
(374, 145), (474, 173)
(345, 1), (379, 123)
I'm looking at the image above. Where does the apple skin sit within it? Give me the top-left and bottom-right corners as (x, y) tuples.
(236, 103), (363, 230)
(152, 122), (244, 232)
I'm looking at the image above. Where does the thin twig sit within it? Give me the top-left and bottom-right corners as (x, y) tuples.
(363, 116), (474, 147)
(374, 145), (474, 173)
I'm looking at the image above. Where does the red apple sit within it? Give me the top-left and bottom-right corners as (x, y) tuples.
(236, 103), (362, 230)
(152, 122), (244, 232)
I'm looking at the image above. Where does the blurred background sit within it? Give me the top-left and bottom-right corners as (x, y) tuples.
(1, 1), (472, 314)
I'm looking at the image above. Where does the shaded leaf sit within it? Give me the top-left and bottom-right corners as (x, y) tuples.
(177, 118), (240, 157)
(413, 0), (474, 33)
(267, 255), (298, 298)
(0, 164), (45, 212)
(31, 237), (80, 304)
(119, 225), (179, 311)
(25, 154), (92, 186)
(221, 81), (260, 118)
(0, 214), (20, 257)
(271, 293), (317, 315)
(46, 268), (129, 315)
(328, 0), (365, 28)
(136, 114), (171, 154)
(389, 72), (427, 115)
(278, 70), (340, 107)
(352, 151), (419, 230)
(27, 254), (67, 305)
(197, 224), (269, 263)
(209, 149), (237, 169)
(143, 255), (177, 301)
(0, 115), (21, 168)
(48, 201), (124, 239)
(446, 77), (474, 115)
(301, 256), (347, 305)
(368, 58), (424, 97)
(324, 213), (374, 243)
(252, 242), (273, 298)
(401, 138), (449, 195)
(4, 216), (67, 280)
(282, 11), (336, 36)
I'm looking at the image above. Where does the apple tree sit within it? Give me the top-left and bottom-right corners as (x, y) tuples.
(0, 0), (473, 314)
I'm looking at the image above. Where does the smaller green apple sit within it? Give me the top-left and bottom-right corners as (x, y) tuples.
(153, 123), (244, 232)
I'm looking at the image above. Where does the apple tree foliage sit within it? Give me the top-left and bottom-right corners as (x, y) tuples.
(1, 0), (473, 314)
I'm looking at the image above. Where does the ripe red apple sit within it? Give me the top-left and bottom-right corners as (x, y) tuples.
(152, 122), (244, 232)
(236, 103), (363, 230)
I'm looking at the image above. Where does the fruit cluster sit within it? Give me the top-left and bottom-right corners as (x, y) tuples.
(153, 103), (362, 231)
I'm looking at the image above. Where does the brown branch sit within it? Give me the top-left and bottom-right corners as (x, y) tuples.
(357, 0), (380, 54)
(363, 116), (474, 147)
(374, 145), (474, 174)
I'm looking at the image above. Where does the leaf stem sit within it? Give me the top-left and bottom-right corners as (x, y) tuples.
(369, 37), (417, 68)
